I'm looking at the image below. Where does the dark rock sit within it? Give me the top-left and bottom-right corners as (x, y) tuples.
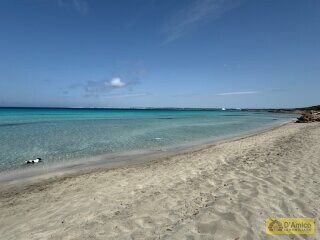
(296, 111), (320, 123)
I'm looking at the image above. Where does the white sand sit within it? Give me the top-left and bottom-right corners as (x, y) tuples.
(1, 122), (320, 240)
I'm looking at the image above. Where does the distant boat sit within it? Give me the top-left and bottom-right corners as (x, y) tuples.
(222, 107), (226, 111)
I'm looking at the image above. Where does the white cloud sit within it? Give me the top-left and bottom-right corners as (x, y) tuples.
(105, 78), (126, 87)
(83, 71), (143, 97)
(103, 93), (149, 98)
(217, 91), (260, 95)
(163, 0), (243, 44)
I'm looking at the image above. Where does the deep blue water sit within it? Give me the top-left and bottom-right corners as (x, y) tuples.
(0, 108), (296, 172)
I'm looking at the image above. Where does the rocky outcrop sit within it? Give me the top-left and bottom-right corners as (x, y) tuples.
(296, 111), (320, 123)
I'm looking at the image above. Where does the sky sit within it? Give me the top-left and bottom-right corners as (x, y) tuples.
(0, 0), (319, 108)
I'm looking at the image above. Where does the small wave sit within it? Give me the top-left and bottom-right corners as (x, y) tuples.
(0, 122), (37, 127)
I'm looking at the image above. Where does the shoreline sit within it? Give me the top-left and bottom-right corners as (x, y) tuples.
(1, 121), (320, 239)
(0, 118), (293, 185)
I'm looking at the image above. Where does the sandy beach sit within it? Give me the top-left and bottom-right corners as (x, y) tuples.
(0, 121), (320, 240)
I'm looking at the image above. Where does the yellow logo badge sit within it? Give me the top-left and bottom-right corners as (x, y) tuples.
(266, 218), (314, 235)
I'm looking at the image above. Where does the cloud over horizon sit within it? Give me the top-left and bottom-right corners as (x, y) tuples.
(217, 91), (260, 96)
(103, 92), (150, 98)
(84, 77), (131, 97)
(63, 61), (147, 99)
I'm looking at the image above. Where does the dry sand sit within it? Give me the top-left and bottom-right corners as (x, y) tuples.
(0, 122), (320, 240)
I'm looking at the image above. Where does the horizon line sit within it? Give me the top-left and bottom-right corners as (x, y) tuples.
(0, 106), (316, 110)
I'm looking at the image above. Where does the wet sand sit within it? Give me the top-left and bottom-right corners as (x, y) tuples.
(0, 122), (320, 239)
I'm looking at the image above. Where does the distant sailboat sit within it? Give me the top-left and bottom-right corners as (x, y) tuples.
(222, 107), (226, 111)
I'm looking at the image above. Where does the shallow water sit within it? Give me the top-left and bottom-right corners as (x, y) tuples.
(0, 108), (296, 172)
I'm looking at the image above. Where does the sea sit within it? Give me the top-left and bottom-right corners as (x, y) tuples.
(0, 107), (297, 177)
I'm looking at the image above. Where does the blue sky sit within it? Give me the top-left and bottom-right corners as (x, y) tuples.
(0, 0), (319, 108)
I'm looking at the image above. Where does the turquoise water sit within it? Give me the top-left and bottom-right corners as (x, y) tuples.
(0, 108), (296, 172)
